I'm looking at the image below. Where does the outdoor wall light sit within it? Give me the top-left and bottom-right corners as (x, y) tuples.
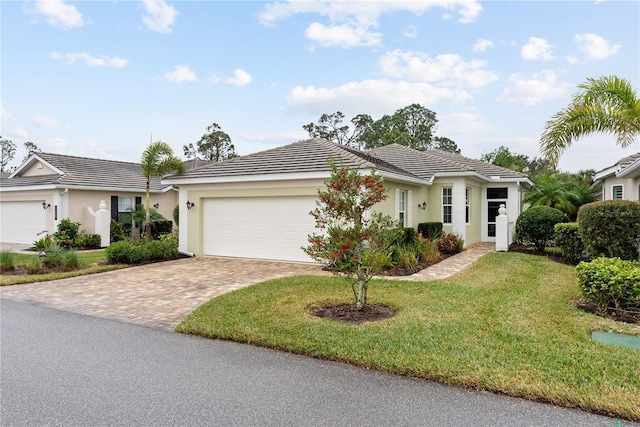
(418, 201), (427, 210)
(42, 202), (51, 210)
(153, 203), (160, 209)
(186, 200), (195, 210)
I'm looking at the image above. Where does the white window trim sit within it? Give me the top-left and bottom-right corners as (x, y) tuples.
(612, 184), (624, 200)
(442, 187), (452, 224)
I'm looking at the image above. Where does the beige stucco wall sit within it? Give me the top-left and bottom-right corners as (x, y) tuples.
(600, 176), (640, 201)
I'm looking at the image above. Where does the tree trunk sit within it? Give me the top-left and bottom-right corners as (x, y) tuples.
(145, 181), (152, 241)
(356, 278), (366, 311)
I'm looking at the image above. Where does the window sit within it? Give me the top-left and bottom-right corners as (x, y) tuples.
(117, 197), (133, 223)
(612, 185), (623, 200)
(398, 190), (406, 227)
(487, 187), (508, 199)
(442, 187), (452, 224)
(465, 188), (471, 223)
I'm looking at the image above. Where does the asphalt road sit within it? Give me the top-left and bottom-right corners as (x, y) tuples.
(1, 299), (636, 427)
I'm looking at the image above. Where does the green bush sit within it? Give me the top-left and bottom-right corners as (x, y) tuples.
(60, 250), (79, 270)
(173, 205), (179, 225)
(41, 242), (65, 268)
(514, 206), (569, 252)
(32, 234), (53, 250)
(75, 233), (102, 248)
(395, 228), (417, 245)
(105, 240), (178, 265)
(0, 250), (15, 272)
(418, 222), (443, 240)
(54, 218), (81, 247)
(158, 232), (179, 246)
(554, 222), (584, 265)
(577, 200), (640, 261)
(110, 219), (128, 243)
(575, 257), (640, 314)
(414, 234), (440, 262)
(152, 220), (173, 239)
(437, 233), (463, 254)
(392, 245), (419, 271)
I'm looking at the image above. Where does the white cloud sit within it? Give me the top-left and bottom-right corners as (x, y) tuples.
(438, 113), (491, 135)
(50, 52), (128, 68)
(224, 69), (253, 87)
(566, 56), (579, 64)
(32, 114), (57, 127)
(521, 37), (554, 61)
(0, 105), (12, 121)
(574, 33), (620, 60)
(305, 22), (382, 47)
(163, 65), (197, 83)
(378, 50), (499, 88)
(497, 71), (568, 106)
(8, 127), (28, 139)
(473, 39), (494, 53)
(27, 0), (84, 30)
(286, 79), (470, 117)
(142, 0), (179, 33)
(49, 137), (71, 150)
(402, 25), (418, 39)
(257, 1), (482, 48)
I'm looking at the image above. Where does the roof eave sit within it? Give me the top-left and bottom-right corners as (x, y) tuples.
(616, 158), (640, 178)
(8, 154), (65, 178)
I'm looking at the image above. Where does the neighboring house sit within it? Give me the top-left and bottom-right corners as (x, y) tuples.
(0, 153), (179, 245)
(163, 138), (531, 262)
(592, 153), (640, 201)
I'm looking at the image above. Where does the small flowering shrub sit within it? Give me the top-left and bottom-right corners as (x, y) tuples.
(54, 218), (81, 247)
(437, 233), (463, 254)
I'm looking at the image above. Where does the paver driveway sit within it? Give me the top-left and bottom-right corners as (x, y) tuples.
(0, 257), (329, 330)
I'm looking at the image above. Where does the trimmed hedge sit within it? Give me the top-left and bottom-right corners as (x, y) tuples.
(576, 257), (640, 314)
(577, 200), (640, 260)
(106, 240), (179, 265)
(554, 222), (584, 265)
(418, 222), (443, 240)
(514, 206), (569, 252)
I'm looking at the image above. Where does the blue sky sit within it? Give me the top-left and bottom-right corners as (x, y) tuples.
(2, 0), (639, 173)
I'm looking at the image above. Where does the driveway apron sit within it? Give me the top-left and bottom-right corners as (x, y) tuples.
(0, 257), (329, 331)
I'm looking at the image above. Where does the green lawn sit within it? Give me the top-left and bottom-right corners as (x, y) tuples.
(0, 250), (126, 286)
(178, 252), (640, 421)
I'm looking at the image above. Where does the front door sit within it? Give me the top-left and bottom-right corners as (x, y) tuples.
(486, 188), (508, 238)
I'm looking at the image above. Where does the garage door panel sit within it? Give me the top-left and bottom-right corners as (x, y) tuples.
(0, 202), (47, 244)
(203, 196), (316, 262)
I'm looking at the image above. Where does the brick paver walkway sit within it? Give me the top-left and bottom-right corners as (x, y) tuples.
(1, 243), (495, 330)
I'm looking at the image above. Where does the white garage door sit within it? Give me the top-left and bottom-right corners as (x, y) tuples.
(0, 201), (47, 244)
(203, 196), (317, 262)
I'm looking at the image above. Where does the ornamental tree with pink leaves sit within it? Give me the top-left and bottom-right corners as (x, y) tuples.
(303, 160), (399, 310)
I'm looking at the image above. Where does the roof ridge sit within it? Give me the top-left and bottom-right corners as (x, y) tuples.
(39, 152), (141, 166)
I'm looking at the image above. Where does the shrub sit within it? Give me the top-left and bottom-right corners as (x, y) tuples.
(414, 234), (440, 262)
(152, 220), (173, 239)
(393, 245), (419, 271)
(554, 222), (584, 265)
(437, 233), (463, 254)
(0, 250), (15, 272)
(54, 218), (81, 247)
(576, 257), (640, 315)
(395, 228), (417, 246)
(105, 240), (178, 265)
(173, 205), (179, 225)
(75, 233), (102, 249)
(158, 232), (179, 246)
(32, 235), (53, 250)
(577, 200), (640, 261)
(514, 206), (569, 252)
(418, 222), (443, 240)
(41, 242), (65, 268)
(110, 220), (128, 243)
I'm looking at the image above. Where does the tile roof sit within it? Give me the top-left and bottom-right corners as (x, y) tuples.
(1, 152), (170, 191)
(169, 138), (424, 182)
(369, 144), (529, 181)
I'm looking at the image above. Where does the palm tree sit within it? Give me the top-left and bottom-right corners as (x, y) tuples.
(140, 141), (184, 241)
(540, 75), (640, 168)
(524, 174), (580, 218)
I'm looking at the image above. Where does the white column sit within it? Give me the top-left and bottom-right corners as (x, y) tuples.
(95, 200), (111, 248)
(451, 180), (466, 243)
(495, 204), (508, 252)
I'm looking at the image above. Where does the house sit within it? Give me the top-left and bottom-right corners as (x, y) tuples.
(163, 138), (531, 262)
(0, 153), (179, 245)
(592, 153), (640, 201)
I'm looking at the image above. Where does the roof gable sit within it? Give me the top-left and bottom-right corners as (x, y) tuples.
(593, 152), (640, 182)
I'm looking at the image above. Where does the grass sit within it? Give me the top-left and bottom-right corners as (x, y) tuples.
(0, 250), (126, 286)
(178, 252), (640, 421)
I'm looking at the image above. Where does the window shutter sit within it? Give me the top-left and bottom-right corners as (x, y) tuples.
(110, 196), (118, 221)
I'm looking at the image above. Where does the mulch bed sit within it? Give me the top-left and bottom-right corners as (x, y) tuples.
(507, 243), (574, 265)
(383, 253), (454, 276)
(310, 303), (396, 324)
